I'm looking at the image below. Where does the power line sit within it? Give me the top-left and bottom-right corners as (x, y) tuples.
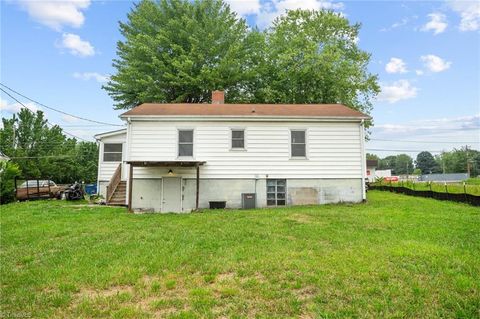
(0, 83), (124, 127)
(0, 88), (89, 142)
(370, 138), (479, 144)
(367, 148), (444, 153)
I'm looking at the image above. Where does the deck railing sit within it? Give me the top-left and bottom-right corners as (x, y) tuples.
(106, 163), (122, 203)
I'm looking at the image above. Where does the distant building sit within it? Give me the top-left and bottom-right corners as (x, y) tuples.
(418, 173), (469, 183)
(366, 159), (378, 182)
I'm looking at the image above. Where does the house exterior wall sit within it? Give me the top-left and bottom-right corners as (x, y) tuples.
(127, 120), (363, 179)
(97, 132), (127, 197)
(129, 177), (362, 213)
(96, 120), (367, 210)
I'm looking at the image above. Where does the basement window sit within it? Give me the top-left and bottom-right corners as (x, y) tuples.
(291, 130), (306, 157)
(231, 129), (245, 149)
(267, 179), (286, 206)
(103, 143), (122, 162)
(178, 130), (194, 157)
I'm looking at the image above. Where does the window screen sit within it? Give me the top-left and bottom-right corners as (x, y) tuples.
(267, 179), (286, 206)
(291, 130), (306, 157)
(178, 130), (193, 157)
(103, 143), (122, 162)
(231, 129), (245, 149)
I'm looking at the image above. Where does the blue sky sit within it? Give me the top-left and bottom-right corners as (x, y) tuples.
(1, 0), (479, 158)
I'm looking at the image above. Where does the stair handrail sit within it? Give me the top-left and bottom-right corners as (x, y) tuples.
(106, 163), (122, 203)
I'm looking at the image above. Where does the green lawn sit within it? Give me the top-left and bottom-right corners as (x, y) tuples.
(1, 191), (479, 318)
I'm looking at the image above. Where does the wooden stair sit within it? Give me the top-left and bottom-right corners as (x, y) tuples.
(108, 181), (126, 206)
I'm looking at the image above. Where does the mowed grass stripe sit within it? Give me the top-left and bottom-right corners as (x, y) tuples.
(1, 191), (479, 318)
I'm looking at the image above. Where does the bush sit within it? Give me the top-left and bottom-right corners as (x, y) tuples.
(0, 161), (21, 204)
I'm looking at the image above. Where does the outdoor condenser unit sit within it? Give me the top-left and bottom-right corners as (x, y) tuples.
(241, 193), (256, 209)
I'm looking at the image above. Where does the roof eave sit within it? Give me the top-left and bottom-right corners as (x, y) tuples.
(119, 115), (371, 121)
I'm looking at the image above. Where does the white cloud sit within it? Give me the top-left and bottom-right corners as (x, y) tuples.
(385, 57), (407, 74)
(415, 69), (424, 75)
(0, 98), (41, 113)
(224, 0), (261, 16)
(375, 114), (480, 134)
(421, 54), (451, 72)
(18, 0), (91, 31)
(421, 13), (448, 35)
(73, 72), (109, 83)
(380, 17), (409, 32)
(448, 0), (480, 31)
(59, 33), (95, 57)
(377, 80), (418, 103)
(227, 0), (344, 28)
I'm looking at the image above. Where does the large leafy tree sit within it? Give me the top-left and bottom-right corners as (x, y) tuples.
(105, 0), (379, 117)
(415, 151), (439, 174)
(104, 0), (253, 108)
(258, 10), (379, 116)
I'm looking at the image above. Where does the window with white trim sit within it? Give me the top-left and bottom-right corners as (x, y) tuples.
(291, 130), (306, 157)
(267, 179), (286, 206)
(231, 129), (245, 149)
(103, 143), (122, 162)
(178, 130), (193, 157)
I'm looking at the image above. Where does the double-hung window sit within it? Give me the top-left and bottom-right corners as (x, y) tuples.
(291, 130), (306, 157)
(231, 129), (245, 149)
(178, 130), (194, 157)
(267, 179), (286, 206)
(103, 143), (122, 162)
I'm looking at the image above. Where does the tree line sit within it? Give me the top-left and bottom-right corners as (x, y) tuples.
(0, 109), (98, 203)
(104, 0), (379, 124)
(367, 148), (480, 176)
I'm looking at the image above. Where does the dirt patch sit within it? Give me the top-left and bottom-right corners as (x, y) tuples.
(76, 285), (134, 299)
(216, 272), (236, 282)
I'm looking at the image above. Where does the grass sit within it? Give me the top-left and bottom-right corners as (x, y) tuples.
(1, 191), (479, 318)
(374, 180), (480, 196)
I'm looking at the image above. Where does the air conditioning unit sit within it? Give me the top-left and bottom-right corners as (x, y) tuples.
(241, 193), (256, 209)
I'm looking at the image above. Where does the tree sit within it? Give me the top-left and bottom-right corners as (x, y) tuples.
(104, 0), (252, 108)
(379, 155), (396, 170)
(440, 147), (480, 176)
(0, 109), (99, 184)
(105, 1), (380, 120)
(415, 151), (439, 174)
(259, 10), (379, 117)
(0, 161), (21, 204)
(394, 154), (414, 175)
(366, 153), (380, 161)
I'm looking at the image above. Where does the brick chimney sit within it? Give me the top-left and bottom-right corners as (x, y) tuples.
(212, 90), (224, 104)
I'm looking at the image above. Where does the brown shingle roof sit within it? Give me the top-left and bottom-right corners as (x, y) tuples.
(120, 103), (370, 119)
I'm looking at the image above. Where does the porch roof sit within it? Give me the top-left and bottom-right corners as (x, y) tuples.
(125, 160), (206, 167)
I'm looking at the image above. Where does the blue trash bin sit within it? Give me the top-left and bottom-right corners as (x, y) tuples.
(84, 184), (97, 195)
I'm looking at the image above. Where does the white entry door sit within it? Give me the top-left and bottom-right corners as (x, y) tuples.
(162, 177), (182, 212)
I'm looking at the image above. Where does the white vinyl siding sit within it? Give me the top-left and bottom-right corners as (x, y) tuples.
(97, 132), (127, 182)
(128, 121), (363, 179)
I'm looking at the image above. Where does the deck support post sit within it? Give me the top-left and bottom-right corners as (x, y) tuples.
(195, 165), (200, 210)
(128, 164), (133, 212)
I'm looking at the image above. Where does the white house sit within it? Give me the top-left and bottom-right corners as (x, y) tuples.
(95, 91), (370, 213)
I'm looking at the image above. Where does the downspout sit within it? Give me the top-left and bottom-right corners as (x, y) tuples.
(125, 117), (132, 208)
(360, 120), (367, 201)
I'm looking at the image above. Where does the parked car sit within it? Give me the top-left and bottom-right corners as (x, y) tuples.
(16, 180), (62, 200)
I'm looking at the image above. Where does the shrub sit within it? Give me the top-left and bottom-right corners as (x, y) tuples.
(0, 161), (21, 204)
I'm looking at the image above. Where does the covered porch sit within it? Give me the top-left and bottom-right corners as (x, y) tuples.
(125, 160), (206, 212)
